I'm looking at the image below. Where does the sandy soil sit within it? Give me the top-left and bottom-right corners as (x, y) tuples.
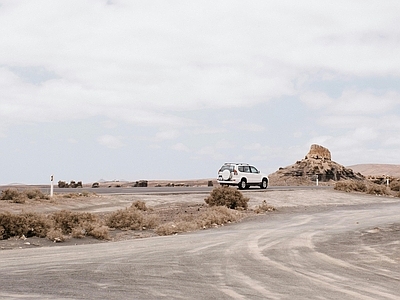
(1, 188), (399, 250)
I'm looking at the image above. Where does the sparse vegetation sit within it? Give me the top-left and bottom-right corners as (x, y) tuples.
(0, 188), (276, 245)
(205, 186), (249, 210)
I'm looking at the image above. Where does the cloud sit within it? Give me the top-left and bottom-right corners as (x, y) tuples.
(1, 0), (399, 134)
(171, 143), (189, 152)
(155, 130), (179, 141)
(97, 135), (124, 149)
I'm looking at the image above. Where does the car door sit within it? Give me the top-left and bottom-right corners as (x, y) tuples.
(249, 166), (261, 183)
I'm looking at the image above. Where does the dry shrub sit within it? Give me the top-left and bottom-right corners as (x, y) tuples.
(89, 225), (110, 240)
(0, 212), (51, 240)
(334, 180), (367, 193)
(205, 186), (249, 210)
(52, 210), (99, 237)
(62, 193), (82, 198)
(24, 189), (49, 200)
(366, 184), (389, 196)
(254, 200), (276, 214)
(46, 228), (66, 242)
(155, 206), (241, 236)
(131, 200), (147, 211)
(389, 179), (400, 191)
(0, 188), (26, 203)
(0, 189), (50, 203)
(198, 206), (241, 228)
(0, 188), (20, 200)
(106, 207), (158, 230)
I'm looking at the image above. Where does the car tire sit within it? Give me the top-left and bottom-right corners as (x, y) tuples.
(260, 178), (268, 189)
(238, 179), (247, 190)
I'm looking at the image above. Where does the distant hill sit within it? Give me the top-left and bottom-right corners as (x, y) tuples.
(348, 164), (400, 177)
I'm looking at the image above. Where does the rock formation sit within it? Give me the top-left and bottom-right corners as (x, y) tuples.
(269, 144), (364, 185)
(305, 144), (331, 160)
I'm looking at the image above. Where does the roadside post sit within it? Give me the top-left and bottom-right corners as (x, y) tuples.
(50, 175), (54, 197)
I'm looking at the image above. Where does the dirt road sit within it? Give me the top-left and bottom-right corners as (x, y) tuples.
(0, 189), (400, 299)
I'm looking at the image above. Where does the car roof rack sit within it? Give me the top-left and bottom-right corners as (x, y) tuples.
(224, 162), (249, 165)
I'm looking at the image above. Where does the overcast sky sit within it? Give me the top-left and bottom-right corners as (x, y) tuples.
(1, 0), (400, 184)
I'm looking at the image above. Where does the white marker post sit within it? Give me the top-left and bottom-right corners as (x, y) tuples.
(50, 175), (54, 197)
(316, 178), (319, 186)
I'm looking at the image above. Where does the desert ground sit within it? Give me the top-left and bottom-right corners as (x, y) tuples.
(1, 185), (400, 299)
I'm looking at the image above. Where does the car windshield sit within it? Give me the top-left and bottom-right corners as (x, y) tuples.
(250, 166), (259, 173)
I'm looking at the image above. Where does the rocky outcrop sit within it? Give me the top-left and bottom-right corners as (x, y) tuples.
(133, 180), (148, 187)
(57, 180), (83, 188)
(305, 144), (331, 160)
(269, 144), (365, 185)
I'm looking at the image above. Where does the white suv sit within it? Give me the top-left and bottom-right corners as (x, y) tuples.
(217, 163), (269, 190)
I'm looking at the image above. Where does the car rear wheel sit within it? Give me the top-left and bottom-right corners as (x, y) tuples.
(238, 179), (247, 190)
(260, 178), (268, 189)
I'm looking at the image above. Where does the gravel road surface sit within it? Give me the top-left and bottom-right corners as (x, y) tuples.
(0, 189), (400, 299)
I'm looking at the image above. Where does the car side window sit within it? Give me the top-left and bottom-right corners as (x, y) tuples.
(243, 166), (250, 172)
(238, 166), (244, 172)
(250, 166), (259, 173)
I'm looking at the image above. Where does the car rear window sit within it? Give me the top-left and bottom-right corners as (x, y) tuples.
(220, 165), (234, 172)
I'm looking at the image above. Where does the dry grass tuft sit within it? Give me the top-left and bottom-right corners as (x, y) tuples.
(205, 186), (249, 210)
